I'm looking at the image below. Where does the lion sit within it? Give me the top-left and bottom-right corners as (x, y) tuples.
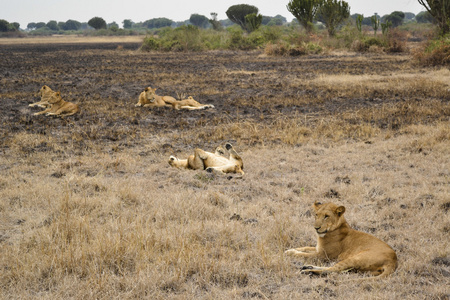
(29, 85), (56, 108)
(285, 202), (398, 279)
(33, 91), (79, 117)
(168, 143), (244, 175)
(172, 96), (215, 111)
(135, 87), (176, 108)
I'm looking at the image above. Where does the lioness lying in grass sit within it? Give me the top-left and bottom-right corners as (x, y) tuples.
(171, 96), (215, 110)
(33, 91), (79, 117)
(285, 202), (398, 279)
(136, 87), (214, 110)
(29, 85), (55, 108)
(135, 87), (176, 108)
(169, 143), (244, 175)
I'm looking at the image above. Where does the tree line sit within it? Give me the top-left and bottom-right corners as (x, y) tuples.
(0, 1), (447, 35)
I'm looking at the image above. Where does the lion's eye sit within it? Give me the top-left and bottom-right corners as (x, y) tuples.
(324, 215), (329, 219)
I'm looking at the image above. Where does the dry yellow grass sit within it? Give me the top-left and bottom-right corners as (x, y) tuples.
(0, 43), (449, 299)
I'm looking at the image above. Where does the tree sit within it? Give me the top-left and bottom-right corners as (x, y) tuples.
(190, 14), (209, 28)
(35, 22), (46, 29)
(287, 0), (321, 33)
(0, 19), (9, 32)
(418, 0), (450, 35)
(46, 20), (59, 31)
(88, 17), (107, 30)
(226, 4), (259, 30)
(209, 13), (223, 31)
(10, 22), (20, 31)
(384, 11), (405, 27)
(245, 13), (263, 32)
(371, 14), (380, 35)
(64, 19), (81, 31)
(123, 19), (133, 29)
(404, 12), (416, 20)
(316, 0), (350, 36)
(416, 11), (433, 23)
(27, 22), (36, 30)
(355, 14), (363, 33)
(143, 18), (173, 29)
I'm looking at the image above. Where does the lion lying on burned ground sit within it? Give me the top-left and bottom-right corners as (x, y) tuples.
(32, 91), (79, 117)
(169, 143), (244, 175)
(135, 87), (214, 110)
(29, 85), (55, 108)
(285, 202), (398, 279)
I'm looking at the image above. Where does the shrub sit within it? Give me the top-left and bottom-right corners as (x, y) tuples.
(351, 37), (386, 52)
(413, 35), (450, 66)
(141, 36), (161, 51)
(264, 41), (322, 56)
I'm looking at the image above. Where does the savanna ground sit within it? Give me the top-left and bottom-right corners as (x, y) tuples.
(0, 37), (449, 299)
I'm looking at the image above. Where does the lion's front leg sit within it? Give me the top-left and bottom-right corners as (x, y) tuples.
(188, 150), (207, 170)
(285, 246), (319, 258)
(34, 108), (52, 115)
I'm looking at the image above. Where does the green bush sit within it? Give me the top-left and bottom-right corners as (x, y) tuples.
(414, 35), (450, 66)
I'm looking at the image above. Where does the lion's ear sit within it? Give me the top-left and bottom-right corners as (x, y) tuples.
(335, 206), (345, 217)
(56, 92), (61, 96)
(144, 87), (149, 91)
(313, 201), (322, 210)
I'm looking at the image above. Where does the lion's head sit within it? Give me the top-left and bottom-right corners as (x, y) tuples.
(313, 202), (346, 237)
(143, 87), (157, 103)
(47, 91), (63, 104)
(38, 85), (53, 97)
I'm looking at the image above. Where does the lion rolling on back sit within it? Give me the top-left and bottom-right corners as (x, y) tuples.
(285, 202), (397, 279)
(169, 143), (244, 175)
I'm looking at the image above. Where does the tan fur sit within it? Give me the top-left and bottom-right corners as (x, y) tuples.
(168, 143), (244, 175)
(285, 202), (397, 279)
(135, 87), (176, 108)
(33, 91), (79, 117)
(29, 85), (56, 108)
(172, 96), (215, 110)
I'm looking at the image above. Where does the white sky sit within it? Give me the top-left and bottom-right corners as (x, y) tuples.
(2, 0), (425, 28)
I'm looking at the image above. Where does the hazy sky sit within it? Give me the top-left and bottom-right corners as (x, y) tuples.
(3, 0), (425, 28)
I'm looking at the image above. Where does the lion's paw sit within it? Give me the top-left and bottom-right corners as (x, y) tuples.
(285, 249), (299, 255)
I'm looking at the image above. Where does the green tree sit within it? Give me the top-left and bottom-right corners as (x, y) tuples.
(123, 19), (133, 29)
(418, 0), (450, 35)
(143, 18), (173, 29)
(287, 0), (321, 33)
(190, 14), (209, 28)
(35, 22), (46, 29)
(385, 11), (405, 27)
(0, 19), (9, 32)
(226, 4), (259, 30)
(245, 13), (263, 32)
(415, 11), (433, 23)
(27, 22), (36, 30)
(88, 17), (107, 30)
(209, 13), (223, 31)
(371, 15), (380, 35)
(46, 20), (59, 31)
(355, 14), (363, 33)
(381, 20), (392, 35)
(316, 0), (350, 36)
(64, 19), (81, 31)
(10, 22), (20, 30)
